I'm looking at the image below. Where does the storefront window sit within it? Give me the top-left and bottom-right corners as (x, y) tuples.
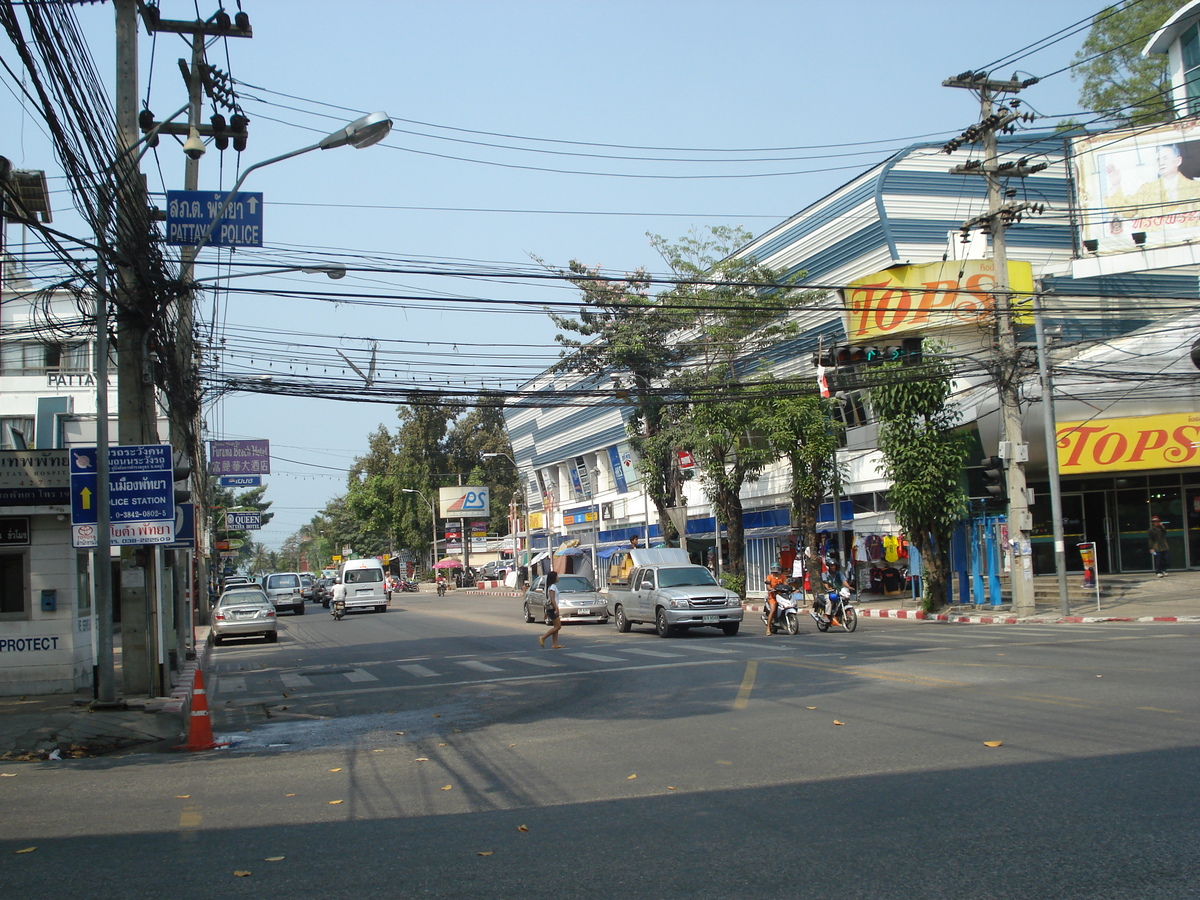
(0, 553), (26, 616)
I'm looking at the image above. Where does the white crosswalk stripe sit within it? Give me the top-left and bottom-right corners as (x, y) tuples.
(215, 676), (246, 692)
(457, 660), (504, 672)
(567, 652), (626, 663)
(345, 668), (378, 682)
(618, 647), (684, 658)
(280, 673), (313, 688)
(509, 656), (562, 668)
(398, 663), (439, 678)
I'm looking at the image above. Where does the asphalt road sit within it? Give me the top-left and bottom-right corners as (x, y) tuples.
(2, 593), (1199, 899)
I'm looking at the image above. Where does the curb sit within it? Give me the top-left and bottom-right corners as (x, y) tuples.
(732, 602), (1200, 626)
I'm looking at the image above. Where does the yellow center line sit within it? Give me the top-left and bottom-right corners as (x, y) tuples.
(733, 660), (757, 709)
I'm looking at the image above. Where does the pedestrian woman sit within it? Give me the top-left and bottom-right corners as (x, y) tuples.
(1148, 515), (1170, 578)
(538, 571), (564, 649)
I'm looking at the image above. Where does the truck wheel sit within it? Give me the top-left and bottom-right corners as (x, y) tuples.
(721, 623), (740, 636)
(295, 604), (305, 616)
(615, 606), (630, 633)
(655, 608), (673, 638)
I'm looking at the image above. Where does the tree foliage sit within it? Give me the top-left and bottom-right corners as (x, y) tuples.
(1072, 0), (1176, 126)
(867, 356), (970, 611)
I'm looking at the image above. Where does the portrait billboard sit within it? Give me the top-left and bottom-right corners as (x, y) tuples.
(1073, 121), (1200, 254)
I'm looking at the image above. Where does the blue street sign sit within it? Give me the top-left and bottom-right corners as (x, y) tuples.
(70, 445), (174, 526)
(166, 503), (196, 550)
(218, 475), (262, 487)
(165, 190), (264, 247)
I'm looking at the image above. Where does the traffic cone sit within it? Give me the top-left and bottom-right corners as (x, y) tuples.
(175, 668), (227, 751)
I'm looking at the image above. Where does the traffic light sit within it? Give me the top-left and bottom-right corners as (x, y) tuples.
(230, 114), (249, 152)
(173, 459), (192, 505)
(210, 113), (228, 151)
(980, 456), (1006, 505)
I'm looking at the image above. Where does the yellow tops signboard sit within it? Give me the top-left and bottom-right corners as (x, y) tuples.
(1057, 413), (1200, 475)
(844, 260), (1033, 341)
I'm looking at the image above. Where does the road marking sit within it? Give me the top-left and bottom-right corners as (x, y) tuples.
(1137, 706), (1180, 713)
(736, 642), (782, 650)
(678, 645), (738, 654)
(619, 647), (683, 658)
(509, 656), (562, 667)
(457, 660), (504, 672)
(567, 652), (626, 663)
(215, 676), (246, 692)
(399, 664), (439, 678)
(280, 673), (313, 689)
(345, 668), (378, 682)
(733, 660), (757, 710)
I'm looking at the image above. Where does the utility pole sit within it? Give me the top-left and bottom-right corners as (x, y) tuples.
(943, 72), (1044, 616)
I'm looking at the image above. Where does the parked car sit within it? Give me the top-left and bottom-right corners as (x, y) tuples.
(299, 572), (316, 601)
(480, 560), (510, 581)
(603, 548), (742, 637)
(523, 574), (608, 625)
(262, 572), (306, 616)
(211, 587), (278, 645)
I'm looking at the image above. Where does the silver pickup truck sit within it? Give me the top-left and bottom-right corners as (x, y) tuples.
(604, 548), (743, 637)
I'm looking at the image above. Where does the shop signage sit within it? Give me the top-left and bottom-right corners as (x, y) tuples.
(1057, 413), (1200, 474)
(226, 511), (262, 530)
(209, 439), (270, 475)
(0, 450), (69, 506)
(438, 485), (489, 518)
(0, 517), (30, 546)
(844, 259), (1033, 341)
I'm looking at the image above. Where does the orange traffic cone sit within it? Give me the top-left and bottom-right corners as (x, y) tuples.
(176, 668), (227, 751)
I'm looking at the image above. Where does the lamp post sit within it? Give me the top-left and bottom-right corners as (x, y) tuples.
(402, 488), (438, 570)
(483, 452), (527, 576)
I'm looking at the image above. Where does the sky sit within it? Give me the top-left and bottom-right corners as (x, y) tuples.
(2, 0), (1121, 548)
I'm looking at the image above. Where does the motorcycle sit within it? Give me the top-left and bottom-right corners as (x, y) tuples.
(810, 587), (858, 633)
(762, 583), (801, 635)
(399, 579), (420, 593)
(331, 597), (346, 621)
(436, 578), (447, 597)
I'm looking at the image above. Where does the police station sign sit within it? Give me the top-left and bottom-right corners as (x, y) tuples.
(165, 190), (264, 247)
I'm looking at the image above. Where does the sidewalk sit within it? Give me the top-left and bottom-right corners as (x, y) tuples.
(0, 626), (210, 762)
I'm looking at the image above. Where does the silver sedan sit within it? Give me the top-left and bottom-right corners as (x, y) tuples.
(523, 574), (609, 625)
(212, 587), (278, 645)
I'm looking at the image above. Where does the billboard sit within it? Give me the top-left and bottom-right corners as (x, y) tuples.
(1057, 413), (1200, 475)
(209, 439), (270, 475)
(1074, 120), (1200, 254)
(438, 485), (490, 519)
(844, 259), (1033, 342)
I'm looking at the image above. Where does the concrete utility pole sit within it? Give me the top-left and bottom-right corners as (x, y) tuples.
(943, 72), (1045, 616)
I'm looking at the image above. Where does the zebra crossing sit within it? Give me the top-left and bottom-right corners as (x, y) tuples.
(210, 641), (751, 696)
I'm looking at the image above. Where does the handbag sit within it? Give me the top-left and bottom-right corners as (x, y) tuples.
(543, 599), (556, 618)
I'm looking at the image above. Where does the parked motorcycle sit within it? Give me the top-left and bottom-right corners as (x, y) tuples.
(809, 587), (858, 633)
(331, 597), (346, 621)
(399, 579), (420, 593)
(762, 583), (801, 635)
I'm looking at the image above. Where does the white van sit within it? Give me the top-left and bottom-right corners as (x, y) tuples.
(333, 558), (389, 613)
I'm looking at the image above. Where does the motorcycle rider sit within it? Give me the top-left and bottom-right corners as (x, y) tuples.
(765, 563), (788, 634)
(822, 558), (849, 623)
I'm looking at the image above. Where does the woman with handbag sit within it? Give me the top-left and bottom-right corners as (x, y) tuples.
(538, 571), (564, 649)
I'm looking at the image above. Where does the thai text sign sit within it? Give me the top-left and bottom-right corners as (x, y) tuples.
(0, 450), (69, 506)
(1057, 413), (1200, 474)
(70, 445), (175, 547)
(209, 439), (270, 475)
(844, 260), (1033, 341)
(166, 190), (263, 247)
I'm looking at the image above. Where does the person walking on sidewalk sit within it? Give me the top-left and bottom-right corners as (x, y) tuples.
(1149, 516), (1170, 578)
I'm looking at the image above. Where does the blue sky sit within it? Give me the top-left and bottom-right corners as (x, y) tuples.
(3, 0), (1117, 547)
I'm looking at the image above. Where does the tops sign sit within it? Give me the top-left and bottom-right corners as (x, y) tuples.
(844, 260), (1033, 341)
(1057, 413), (1200, 474)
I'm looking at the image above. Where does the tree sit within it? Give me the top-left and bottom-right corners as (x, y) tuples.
(867, 355), (971, 612)
(213, 484), (273, 573)
(1072, 0), (1176, 126)
(760, 389), (842, 591)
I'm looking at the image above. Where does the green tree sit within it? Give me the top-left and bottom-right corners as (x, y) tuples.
(867, 355), (971, 612)
(1072, 0), (1176, 126)
(760, 390), (842, 591)
(213, 484), (273, 573)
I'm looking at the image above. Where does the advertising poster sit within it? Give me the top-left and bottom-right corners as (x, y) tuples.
(1074, 120), (1200, 254)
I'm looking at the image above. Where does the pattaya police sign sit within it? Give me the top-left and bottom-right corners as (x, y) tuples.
(165, 190), (264, 248)
(844, 259), (1034, 341)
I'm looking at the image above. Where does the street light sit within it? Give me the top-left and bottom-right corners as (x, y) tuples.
(402, 488), (438, 570)
(192, 111), (393, 255)
(483, 452), (527, 579)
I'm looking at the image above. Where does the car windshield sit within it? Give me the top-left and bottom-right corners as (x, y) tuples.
(558, 575), (595, 593)
(267, 574), (300, 589)
(657, 566), (719, 588)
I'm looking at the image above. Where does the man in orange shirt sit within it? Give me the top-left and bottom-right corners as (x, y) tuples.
(765, 564), (788, 635)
